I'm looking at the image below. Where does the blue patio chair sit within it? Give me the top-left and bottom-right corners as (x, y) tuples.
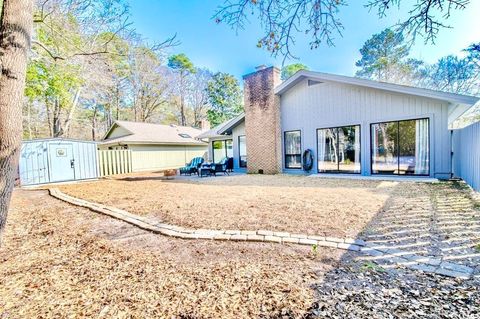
(179, 157), (204, 175)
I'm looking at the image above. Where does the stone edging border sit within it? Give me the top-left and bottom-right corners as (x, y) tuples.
(49, 188), (475, 279)
(48, 188), (365, 251)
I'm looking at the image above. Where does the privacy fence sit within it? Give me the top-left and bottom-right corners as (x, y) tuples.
(452, 121), (480, 191)
(98, 149), (133, 177)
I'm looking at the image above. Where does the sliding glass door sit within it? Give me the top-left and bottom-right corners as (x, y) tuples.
(212, 139), (233, 163)
(371, 118), (429, 175)
(238, 135), (247, 168)
(317, 125), (361, 173)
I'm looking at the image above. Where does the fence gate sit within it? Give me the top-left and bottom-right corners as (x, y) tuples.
(98, 149), (133, 176)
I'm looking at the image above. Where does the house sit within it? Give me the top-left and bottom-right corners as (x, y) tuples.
(101, 121), (208, 172)
(201, 66), (479, 178)
(196, 113), (246, 172)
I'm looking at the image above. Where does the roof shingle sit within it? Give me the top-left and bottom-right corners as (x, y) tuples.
(102, 121), (207, 146)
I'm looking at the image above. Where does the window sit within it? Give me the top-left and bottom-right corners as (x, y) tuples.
(284, 130), (302, 169)
(317, 125), (361, 173)
(371, 118), (429, 176)
(238, 135), (247, 168)
(212, 139), (233, 163)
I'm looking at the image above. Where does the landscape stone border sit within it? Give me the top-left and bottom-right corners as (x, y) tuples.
(49, 188), (475, 279)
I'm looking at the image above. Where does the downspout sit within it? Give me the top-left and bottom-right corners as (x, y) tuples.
(450, 130), (454, 179)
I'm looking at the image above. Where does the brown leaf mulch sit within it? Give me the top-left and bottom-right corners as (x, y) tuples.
(0, 189), (342, 318)
(58, 174), (392, 238)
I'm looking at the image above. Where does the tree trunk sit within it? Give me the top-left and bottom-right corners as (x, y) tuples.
(53, 99), (62, 137)
(26, 100), (32, 139)
(0, 0), (34, 242)
(180, 72), (186, 126)
(63, 86), (82, 137)
(115, 83), (120, 121)
(45, 98), (53, 136)
(91, 105), (98, 141)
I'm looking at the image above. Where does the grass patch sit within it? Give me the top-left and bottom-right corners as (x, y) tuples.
(360, 261), (386, 273)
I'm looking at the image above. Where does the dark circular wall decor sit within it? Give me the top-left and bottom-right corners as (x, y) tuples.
(302, 149), (314, 172)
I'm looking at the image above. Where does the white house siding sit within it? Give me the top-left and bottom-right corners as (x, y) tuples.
(128, 144), (207, 172)
(207, 121), (246, 172)
(280, 79), (451, 178)
(452, 122), (480, 191)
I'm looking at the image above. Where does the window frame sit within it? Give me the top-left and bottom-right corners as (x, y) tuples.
(212, 139), (233, 163)
(238, 135), (247, 168)
(284, 130), (302, 169)
(316, 124), (362, 174)
(370, 117), (430, 176)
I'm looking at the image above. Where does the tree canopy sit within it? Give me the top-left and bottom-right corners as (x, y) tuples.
(281, 63), (309, 80)
(355, 29), (412, 83)
(168, 54), (196, 74)
(206, 72), (243, 127)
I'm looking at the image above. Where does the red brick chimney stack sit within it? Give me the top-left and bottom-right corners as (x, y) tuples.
(243, 66), (282, 174)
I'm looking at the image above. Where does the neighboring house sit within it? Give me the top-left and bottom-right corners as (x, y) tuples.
(101, 121), (208, 172)
(202, 66), (479, 179)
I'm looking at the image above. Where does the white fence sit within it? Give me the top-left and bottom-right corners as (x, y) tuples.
(98, 150), (133, 177)
(452, 122), (480, 191)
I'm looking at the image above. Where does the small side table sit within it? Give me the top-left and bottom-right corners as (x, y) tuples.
(199, 166), (212, 177)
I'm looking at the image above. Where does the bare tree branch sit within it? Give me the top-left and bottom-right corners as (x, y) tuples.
(215, 0), (470, 63)
(366, 0), (470, 44)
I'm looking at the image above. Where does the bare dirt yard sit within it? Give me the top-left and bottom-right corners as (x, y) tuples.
(0, 189), (341, 318)
(3, 175), (479, 318)
(58, 173), (394, 238)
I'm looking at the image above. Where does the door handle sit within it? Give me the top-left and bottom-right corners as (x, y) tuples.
(70, 159), (75, 168)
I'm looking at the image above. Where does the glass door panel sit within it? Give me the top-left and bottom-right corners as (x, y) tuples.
(371, 122), (398, 174)
(338, 125), (361, 173)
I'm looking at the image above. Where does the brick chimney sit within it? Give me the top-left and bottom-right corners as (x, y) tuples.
(243, 66), (282, 174)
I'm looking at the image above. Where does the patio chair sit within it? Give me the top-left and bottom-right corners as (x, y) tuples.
(179, 157), (204, 176)
(211, 157), (230, 176)
(226, 157), (233, 172)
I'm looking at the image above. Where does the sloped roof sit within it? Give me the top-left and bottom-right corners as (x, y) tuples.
(275, 70), (479, 124)
(102, 121), (207, 146)
(276, 70), (479, 104)
(196, 113), (245, 139)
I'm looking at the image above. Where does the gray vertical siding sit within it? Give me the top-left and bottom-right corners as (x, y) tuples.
(280, 79), (451, 178)
(452, 122), (480, 191)
(207, 121), (246, 171)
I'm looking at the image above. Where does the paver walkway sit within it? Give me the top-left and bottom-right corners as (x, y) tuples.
(49, 187), (478, 279)
(359, 182), (480, 279)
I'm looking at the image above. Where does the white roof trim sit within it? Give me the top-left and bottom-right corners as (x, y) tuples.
(275, 70), (479, 106)
(196, 113), (245, 139)
(217, 113), (245, 135)
(103, 121), (133, 140)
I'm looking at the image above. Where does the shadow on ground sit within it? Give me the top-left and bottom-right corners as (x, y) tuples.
(305, 180), (480, 318)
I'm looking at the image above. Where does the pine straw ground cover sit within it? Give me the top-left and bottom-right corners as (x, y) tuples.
(0, 189), (344, 318)
(58, 174), (395, 238)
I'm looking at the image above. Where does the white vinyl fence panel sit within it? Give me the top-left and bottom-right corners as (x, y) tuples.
(452, 121), (480, 191)
(98, 150), (132, 176)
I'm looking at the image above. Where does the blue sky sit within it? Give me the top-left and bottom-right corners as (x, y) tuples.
(128, 1), (480, 80)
